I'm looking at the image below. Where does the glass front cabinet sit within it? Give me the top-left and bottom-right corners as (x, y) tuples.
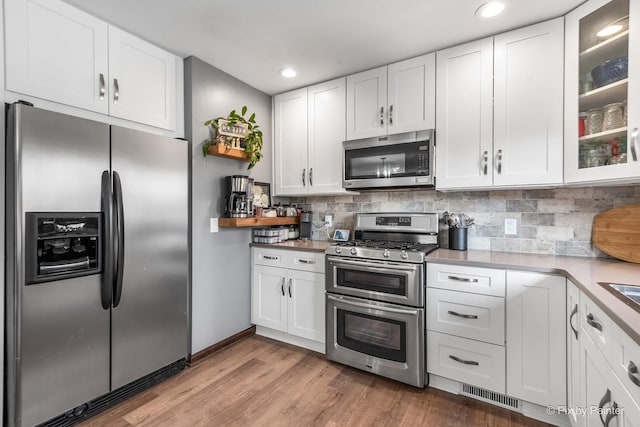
(565, 0), (640, 183)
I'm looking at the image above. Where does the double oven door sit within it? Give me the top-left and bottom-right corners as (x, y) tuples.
(325, 256), (425, 387)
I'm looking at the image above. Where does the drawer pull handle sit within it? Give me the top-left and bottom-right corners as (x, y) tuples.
(447, 310), (478, 320)
(586, 313), (603, 332)
(449, 355), (479, 366)
(628, 361), (640, 387)
(298, 259), (316, 264)
(263, 256), (279, 260)
(598, 388), (611, 426)
(447, 275), (479, 283)
(569, 304), (578, 340)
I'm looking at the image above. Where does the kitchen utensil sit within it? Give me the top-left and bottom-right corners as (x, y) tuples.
(591, 56), (628, 88)
(602, 102), (624, 131)
(592, 204), (640, 263)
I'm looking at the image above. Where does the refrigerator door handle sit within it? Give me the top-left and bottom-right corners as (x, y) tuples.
(100, 171), (114, 309)
(113, 171), (125, 307)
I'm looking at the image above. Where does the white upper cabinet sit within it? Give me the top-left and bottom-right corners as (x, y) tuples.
(307, 78), (347, 194)
(436, 19), (564, 190)
(493, 19), (564, 187)
(274, 88), (308, 195)
(565, 0), (640, 184)
(274, 78), (348, 196)
(346, 66), (387, 139)
(5, 0), (180, 131)
(108, 26), (177, 131)
(5, 0), (109, 114)
(346, 54), (435, 140)
(436, 38), (494, 189)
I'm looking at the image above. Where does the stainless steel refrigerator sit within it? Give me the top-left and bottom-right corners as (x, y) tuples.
(5, 103), (189, 427)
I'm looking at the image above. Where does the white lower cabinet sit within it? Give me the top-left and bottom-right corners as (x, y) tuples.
(427, 330), (506, 393)
(567, 281), (583, 427)
(427, 263), (568, 425)
(506, 271), (567, 407)
(251, 248), (325, 351)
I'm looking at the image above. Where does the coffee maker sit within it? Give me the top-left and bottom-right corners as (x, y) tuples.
(224, 175), (254, 218)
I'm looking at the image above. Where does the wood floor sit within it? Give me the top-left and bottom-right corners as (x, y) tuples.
(80, 335), (550, 427)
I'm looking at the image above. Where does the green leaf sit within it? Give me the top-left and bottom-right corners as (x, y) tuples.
(242, 106), (248, 116)
(204, 119), (212, 126)
(249, 113), (256, 123)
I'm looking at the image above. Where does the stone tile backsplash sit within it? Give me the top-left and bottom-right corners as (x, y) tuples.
(291, 185), (640, 258)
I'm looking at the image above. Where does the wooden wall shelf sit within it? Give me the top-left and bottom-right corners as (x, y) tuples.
(207, 144), (249, 162)
(219, 217), (300, 228)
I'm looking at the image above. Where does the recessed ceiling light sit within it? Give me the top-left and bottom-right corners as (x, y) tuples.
(476, 1), (506, 18)
(597, 24), (623, 38)
(281, 68), (297, 78)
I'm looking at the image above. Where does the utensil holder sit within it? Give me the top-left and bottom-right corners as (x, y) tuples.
(449, 227), (468, 251)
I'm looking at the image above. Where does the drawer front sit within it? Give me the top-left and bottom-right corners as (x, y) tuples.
(253, 248), (289, 267)
(427, 263), (506, 297)
(427, 331), (506, 394)
(611, 323), (640, 405)
(579, 292), (613, 363)
(290, 251), (325, 273)
(427, 288), (505, 345)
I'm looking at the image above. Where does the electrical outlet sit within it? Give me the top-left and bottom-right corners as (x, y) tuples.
(324, 214), (334, 228)
(504, 218), (517, 235)
(210, 218), (219, 233)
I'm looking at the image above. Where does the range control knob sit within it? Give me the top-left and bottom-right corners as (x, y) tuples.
(383, 249), (390, 258)
(335, 247), (342, 254)
(350, 247), (358, 255)
(401, 250), (408, 260)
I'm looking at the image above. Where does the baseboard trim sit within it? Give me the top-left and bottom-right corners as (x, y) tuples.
(188, 325), (256, 366)
(255, 326), (325, 354)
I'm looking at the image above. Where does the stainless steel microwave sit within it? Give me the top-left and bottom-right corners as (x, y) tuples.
(343, 130), (435, 190)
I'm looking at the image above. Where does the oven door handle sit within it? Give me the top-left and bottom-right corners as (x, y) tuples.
(327, 256), (420, 272)
(327, 293), (421, 316)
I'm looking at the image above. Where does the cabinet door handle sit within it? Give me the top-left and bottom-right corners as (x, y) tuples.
(302, 168), (306, 186)
(598, 388), (611, 426)
(309, 168), (313, 186)
(447, 310), (478, 319)
(628, 361), (640, 387)
(281, 277), (285, 296)
(604, 402), (618, 427)
(586, 313), (603, 332)
(113, 78), (120, 104)
(288, 278), (292, 298)
(389, 104), (393, 125)
(482, 151), (488, 175)
(262, 255), (279, 260)
(99, 73), (106, 100)
(631, 128), (638, 161)
(449, 355), (479, 366)
(380, 106), (384, 126)
(447, 275), (479, 283)
(496, 149), (503, 174)
(298, 259), (316, 265)
(569, 304), (578, 340)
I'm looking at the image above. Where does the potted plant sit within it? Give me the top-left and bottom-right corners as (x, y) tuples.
(202, 106), (264, 169)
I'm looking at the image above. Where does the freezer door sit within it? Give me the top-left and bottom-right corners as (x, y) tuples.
(6, 105), (111, 427)
(110, 126), (188, 389)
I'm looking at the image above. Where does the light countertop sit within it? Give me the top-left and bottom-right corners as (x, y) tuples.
(250, 241), (640, 344)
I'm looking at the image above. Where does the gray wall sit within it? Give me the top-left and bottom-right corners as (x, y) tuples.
(184, 56), (272, 354)
(292, 185), (640, 258)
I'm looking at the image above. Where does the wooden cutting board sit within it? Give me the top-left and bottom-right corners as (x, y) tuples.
(592, 204), (640, 263)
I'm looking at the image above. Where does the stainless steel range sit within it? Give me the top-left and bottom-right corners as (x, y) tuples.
(325, 212), (439, 388)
